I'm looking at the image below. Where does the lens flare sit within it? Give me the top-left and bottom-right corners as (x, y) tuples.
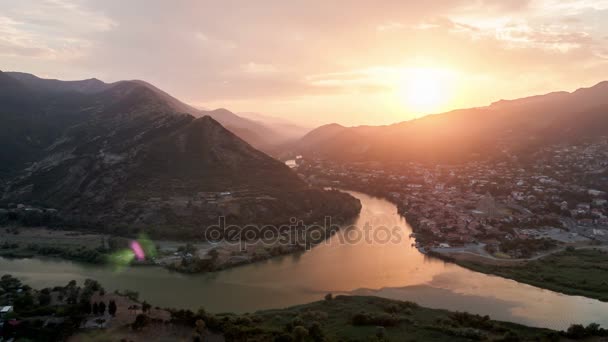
(107, 249), (135, 272)
(137, 233), (157, 259)
(106, 233), (158, 272)
(130, 241), (146, 261)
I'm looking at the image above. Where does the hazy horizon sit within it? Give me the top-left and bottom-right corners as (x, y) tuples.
(2, 0), (608, 127)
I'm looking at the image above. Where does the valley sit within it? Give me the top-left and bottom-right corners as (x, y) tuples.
(1, 192), (608, 333)
(2, 71), (608, 341)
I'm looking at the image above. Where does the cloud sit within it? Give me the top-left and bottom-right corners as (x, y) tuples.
(0, 0), (115, 60)
(240, 62), (279, 74)
(376, 21), (405, 32)
(1, 0), (607, 126)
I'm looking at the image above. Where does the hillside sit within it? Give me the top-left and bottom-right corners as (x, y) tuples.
(291, 81), (608, 162)
(72, 295), (567, 342)
(1, 71), (293, 152)
(0, 71), (361, 237)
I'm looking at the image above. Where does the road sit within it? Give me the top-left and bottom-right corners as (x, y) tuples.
(432, 243), (608, 263)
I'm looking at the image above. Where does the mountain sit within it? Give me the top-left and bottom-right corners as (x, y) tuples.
(2, 71), (294, 152)
(238, 112), (313, 140)
(6, 71), (110, 94)
(199, 108), (281, 151)
(290, 81), (608, 162)
(0, 71), (107, 177)
(0, 71), (361, 237)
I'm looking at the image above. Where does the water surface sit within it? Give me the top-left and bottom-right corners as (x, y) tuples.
(1, 191), (606, 330)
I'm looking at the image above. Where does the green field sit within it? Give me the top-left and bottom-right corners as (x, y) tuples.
(455, 248), (608, 302)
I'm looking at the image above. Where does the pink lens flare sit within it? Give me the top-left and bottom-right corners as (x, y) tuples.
(130, 241), (145, 261)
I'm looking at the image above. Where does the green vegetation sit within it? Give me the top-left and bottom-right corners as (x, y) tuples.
(0, 275), (105, 341)
(453, 248), (608, 302)
(494, 238), (558, 259)
(3, 275), (608, 341)
(0, 239), (108, 264)
(170, 296), (566, 341)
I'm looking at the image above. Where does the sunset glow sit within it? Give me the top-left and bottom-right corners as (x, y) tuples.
(2, 2), (608, 339)
(396, 68), (455, 114)
(1, 1), (607, 126)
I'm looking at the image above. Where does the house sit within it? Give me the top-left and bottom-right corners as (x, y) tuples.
(593, 199), (607, 206)
(577, 203), (591, 212)
(588, 189), (605, 197)
(511, 191), (525, 201)
(0, 306), (13, 318)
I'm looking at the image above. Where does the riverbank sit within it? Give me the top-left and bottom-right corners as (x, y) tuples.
(0, 223), (335, 275)
(5, 274), (596, 342)
(382, 192), (608, 303)
(77, 295), (571, 342)
(429, 247), (608, 302)
(2, 191), (608, 331)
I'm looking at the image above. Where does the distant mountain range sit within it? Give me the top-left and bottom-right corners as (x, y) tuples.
(238, 112), (312, 140)
(288, 81), (608, 162)
(0, 71), (360, 236)
(3, 72), (305, 154)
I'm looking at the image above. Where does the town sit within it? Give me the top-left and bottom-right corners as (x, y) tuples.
(293, 137), (608, 260)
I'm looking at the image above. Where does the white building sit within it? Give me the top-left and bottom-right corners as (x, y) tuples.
(0, 306), (13, 318)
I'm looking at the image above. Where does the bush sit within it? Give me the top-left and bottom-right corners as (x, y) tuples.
(352, 311), (400, 327)
(132, 314), (149, 330)
(564, 323), (608, 339)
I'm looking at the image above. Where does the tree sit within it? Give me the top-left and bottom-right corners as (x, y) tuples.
(98, 301), (106, 315)
(39, 292), (52, 306)
(293, 326), (309, 342)
(84, 301), (92, 315)
(193, 319), (206, 341)
(92, 302), (99, 315)
(132, 314), (149, 331)
(195, 319), (206, 334)
(108, 300), (117, 316)
(14, 293), (35, 310)
(142, 301), (151, 313)
(324, 293), (333, 301)
(565, 324), (587, 339)
(309, 321), (324, 342)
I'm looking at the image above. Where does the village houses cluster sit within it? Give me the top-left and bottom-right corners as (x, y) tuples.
(296, 138), (608, 257)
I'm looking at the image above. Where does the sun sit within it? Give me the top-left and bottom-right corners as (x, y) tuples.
(396, 68), (454, 115)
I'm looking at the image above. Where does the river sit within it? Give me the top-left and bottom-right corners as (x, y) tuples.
(0, 191), (606, 330)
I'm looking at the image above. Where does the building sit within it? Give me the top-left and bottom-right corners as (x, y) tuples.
(0, 306), (13, 318)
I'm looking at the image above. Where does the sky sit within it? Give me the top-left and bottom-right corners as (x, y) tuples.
(1, 0), (608, 127)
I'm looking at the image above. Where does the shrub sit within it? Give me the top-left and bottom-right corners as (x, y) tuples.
(352, 311), (399, 327)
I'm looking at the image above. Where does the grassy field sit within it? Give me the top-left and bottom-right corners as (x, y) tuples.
(454, 248), (608, 302)
(0, 226), (109, 263)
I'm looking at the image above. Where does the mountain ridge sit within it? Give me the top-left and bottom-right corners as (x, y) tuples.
(2, 71), (294, 151)
(290, 80), (608, 162)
